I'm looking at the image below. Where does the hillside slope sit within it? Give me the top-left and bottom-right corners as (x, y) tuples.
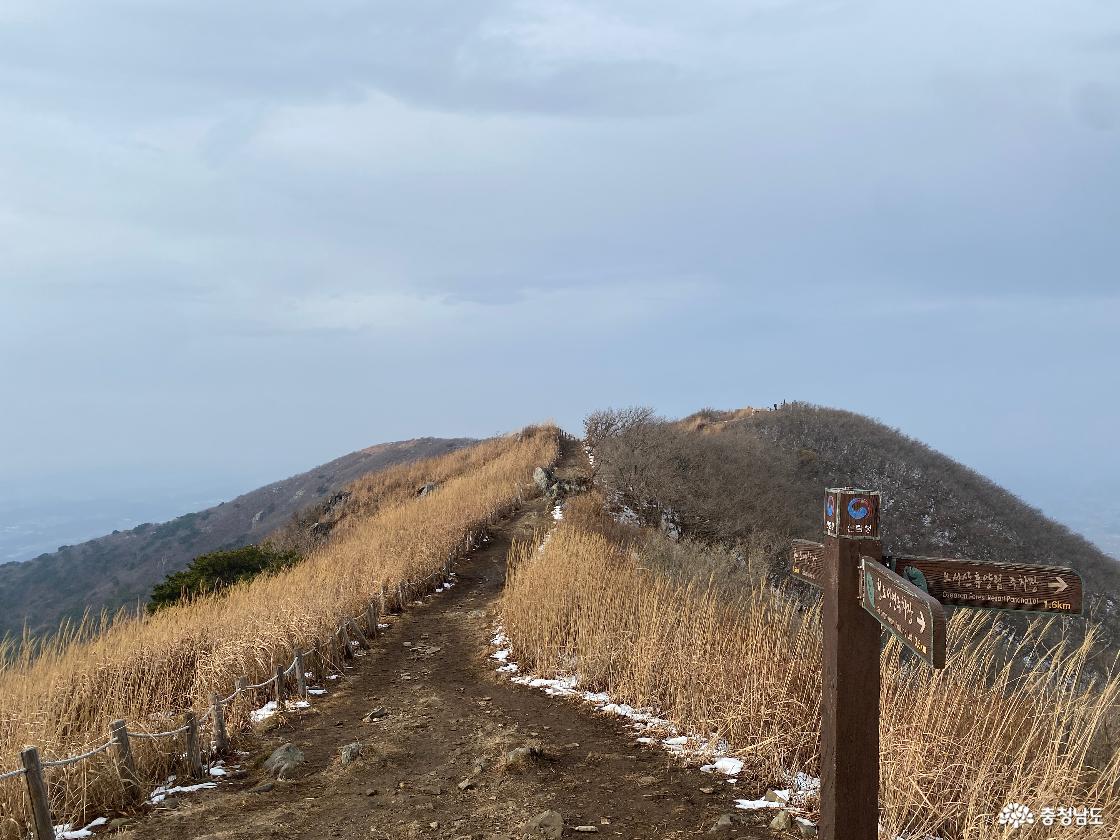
(589, 404), (1120, 660)
(0, 437), (474, 639)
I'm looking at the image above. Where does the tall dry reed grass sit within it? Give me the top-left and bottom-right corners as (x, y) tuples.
(0, 426), (559, 834)
(502, 500), (1119, 840)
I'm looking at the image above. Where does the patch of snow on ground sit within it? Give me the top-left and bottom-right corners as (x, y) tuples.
(552, 504), (564, 521)
(55, 818), (107, 839)
(149, 776), (219, 804)
(512, 674), (580, 696)
(250, 700), (310, 723)
(701, 757), (744, 776)
(733, 797), (783, 811)
(308, 688), (327, 695)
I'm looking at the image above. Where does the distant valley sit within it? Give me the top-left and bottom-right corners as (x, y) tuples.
(0, 437), (474, 639)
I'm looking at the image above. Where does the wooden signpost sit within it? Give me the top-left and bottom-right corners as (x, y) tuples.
(792, 487), (1084, 840)
(790, 543), (1084, 615)
(890, 554), (1083, 614)
(791, 539), (824, 586)
(859, 557), (946, 668)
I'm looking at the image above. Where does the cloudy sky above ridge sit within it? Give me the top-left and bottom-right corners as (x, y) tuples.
(1, 1), (1118, 555)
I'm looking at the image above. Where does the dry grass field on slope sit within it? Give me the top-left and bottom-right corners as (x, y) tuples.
(0, 437), (476, 639)
(501, 495), (1120, 840)
(0, 426), (559, 835)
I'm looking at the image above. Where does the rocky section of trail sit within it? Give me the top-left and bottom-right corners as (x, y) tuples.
(118, 438), (772, 839)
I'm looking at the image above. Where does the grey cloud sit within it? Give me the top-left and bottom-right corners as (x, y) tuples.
(1, 0), (1119, 549)
(1074, 83), (1120, 131)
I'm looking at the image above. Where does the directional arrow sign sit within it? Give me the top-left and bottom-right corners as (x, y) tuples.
(791, 539), (825, 586)
(859, 558), (947, 668)
(888, 555), (1083, 615)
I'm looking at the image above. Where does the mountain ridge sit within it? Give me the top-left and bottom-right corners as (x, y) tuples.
(0, 436), (476, 639)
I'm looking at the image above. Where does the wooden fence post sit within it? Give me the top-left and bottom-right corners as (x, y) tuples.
(235, 675), (248, 713)
(294, 652), (307, 699)
(210, 693), (229, 755)
(273, 665), (286, 707)
(184, 711), (203, 779)
(820, 489), (882, 840)
(20, 746), (53, 840)
(367, 603), (380, 638)
(348, 618), (370, 650)
(339, 625), (353, 661)
(109, 719), (139, 802)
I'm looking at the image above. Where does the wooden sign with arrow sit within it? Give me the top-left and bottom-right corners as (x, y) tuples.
(788, 488), (1086, 840)
(889, 554), (1082, 615)
(791, 539), (824, 585)
(787, 543), (1083, 615)
(859, 557), (946, 667)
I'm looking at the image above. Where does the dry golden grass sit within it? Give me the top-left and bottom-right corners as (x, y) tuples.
(0, 425), (559, 833)
(502, 505), (1120, 840)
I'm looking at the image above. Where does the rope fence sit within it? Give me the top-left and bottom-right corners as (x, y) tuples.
(0, 566), (453, 840)
(128, 726), (190, 741)
(0, 434), (554, 840)
(41, 742), (114, 769)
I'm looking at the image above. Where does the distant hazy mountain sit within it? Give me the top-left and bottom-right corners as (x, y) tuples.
(0, 437), (474, 639)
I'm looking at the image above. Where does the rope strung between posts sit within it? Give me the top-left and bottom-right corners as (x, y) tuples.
(1, 593), (408, 792)
(41, 741), (114, 768)
(129, 724), (190, 740)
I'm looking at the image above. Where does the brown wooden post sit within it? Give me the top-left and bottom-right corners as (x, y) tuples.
(820, 488), (882, 840)
(367, 602), (380, 638)
(339, 625), (353, 660)
(210, 693), (229, 755)
(184, 711), (203, 779)
(348, 618), (370, 650)
(235, 675), (248, 713)
(20, 746), (53, 840)
(273, 665), (286, 707)
(294, 652), (308, 699)
(109, 719), (140, 802)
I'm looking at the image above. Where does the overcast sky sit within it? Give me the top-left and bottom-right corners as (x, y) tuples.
(1, 1), (1118, 556)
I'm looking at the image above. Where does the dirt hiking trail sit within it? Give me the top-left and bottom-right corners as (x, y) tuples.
(121, 439), (770, 839)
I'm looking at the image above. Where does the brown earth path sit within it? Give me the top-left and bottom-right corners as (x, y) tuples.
(119, 439), (770, 840)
